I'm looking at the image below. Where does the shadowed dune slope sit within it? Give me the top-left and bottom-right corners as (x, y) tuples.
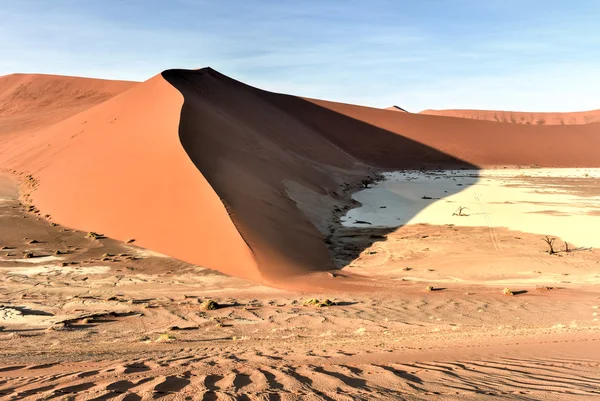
(2, 67), (600, 282)
(0, 73), (137, 136)
(311, 99), (600, 167)
(162, 68), (474, 281)
(420, 108), (600, 125)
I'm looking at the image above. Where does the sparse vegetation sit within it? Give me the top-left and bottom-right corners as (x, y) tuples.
(22, 252), (33, 258)
(304, 298), (336, 307)
(542, 236), (556, 254)
(453, 206), (469, 216)
(86, 231), (103, 239)
(503, 288), (514, 296)
(198, 299), (220, 310)
(425, 285), (434, 292)
(361, 177), (374, 188)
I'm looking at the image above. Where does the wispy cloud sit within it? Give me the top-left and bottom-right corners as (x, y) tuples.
(1, 0), (599, 111)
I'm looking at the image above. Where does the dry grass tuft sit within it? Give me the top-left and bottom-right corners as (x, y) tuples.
(86, 232), (104, 239)
(303, 298), (336, 307)
(156, 333), (176, 342)
(198, 299), (220, 310)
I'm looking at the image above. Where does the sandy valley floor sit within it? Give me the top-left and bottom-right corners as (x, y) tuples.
(1, 172), (600, 400)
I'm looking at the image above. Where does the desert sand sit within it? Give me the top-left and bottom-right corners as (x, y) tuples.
(1, 69), (599, 399)
(419, 108), (600, 125)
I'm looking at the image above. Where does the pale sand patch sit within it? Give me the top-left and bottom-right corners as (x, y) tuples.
(342, 168), (600, 248)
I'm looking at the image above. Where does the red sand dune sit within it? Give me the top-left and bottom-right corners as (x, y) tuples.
(420, 108), (600, 125)
(2, 68), (600, 283)
(0, 73), (137, 137)
(0, 73), (258, 280)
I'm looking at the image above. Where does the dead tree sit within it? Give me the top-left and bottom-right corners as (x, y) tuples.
(564, 241), (571, 253)
(542, 236), (556, 254)
(452, 206), (469, 216)
(361, 178), (373, 188)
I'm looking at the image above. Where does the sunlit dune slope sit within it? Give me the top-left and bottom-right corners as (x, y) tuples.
(1, 73), (258, 280)
(0, 73), (137, 136)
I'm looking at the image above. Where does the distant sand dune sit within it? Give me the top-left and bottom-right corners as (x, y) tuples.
(420, 108), (600, 125)
(0, 73), (137, 136)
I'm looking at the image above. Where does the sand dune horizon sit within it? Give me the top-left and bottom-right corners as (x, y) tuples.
(420, 107), (600, 125)
(1, 67), (600, 284)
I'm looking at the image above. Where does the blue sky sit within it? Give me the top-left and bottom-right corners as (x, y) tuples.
(1, 0), (599, 111)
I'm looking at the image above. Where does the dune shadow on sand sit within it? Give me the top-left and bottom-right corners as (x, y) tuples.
(162, 68), (478, 280)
